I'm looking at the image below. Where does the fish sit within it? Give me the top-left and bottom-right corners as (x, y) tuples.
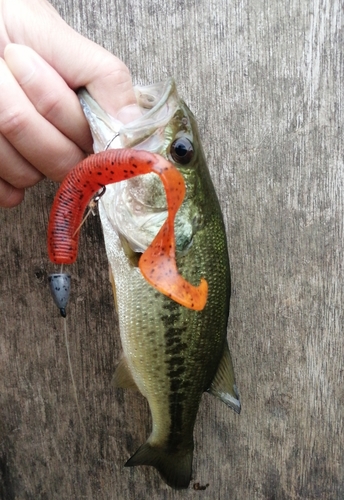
(48, 78), (240, 489)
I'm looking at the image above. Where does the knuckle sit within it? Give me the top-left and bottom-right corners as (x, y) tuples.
(12, 169), (44, 189)
(51, 147), (85, 182)
(0, 106), (29, 138)
(0, 184), (25, 208)
(107, 64), (131, 86)
(35, 90), (63, 121)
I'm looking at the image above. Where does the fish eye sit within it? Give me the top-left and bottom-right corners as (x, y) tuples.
(170, 137), (194, 165)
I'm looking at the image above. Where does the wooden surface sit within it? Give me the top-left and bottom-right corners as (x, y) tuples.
(1, 0), (343, 498)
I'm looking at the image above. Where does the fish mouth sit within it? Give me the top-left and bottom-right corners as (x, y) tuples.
(78, 78), (179, 153)
(78, 78), (186, 255)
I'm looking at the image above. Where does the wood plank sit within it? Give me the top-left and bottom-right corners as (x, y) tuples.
(0, 0), (343, 498)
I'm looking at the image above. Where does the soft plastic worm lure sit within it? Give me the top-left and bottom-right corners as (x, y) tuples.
(48, 149), (208, 311)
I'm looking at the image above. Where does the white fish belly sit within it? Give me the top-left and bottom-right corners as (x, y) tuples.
(99, 200), (173, 444)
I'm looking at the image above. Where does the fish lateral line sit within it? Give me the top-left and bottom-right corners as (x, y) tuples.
(47, 149), (208, 310)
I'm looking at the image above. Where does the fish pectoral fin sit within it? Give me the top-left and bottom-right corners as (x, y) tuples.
(119, 234), (141, 267)
(113, 357), (139, 391)
(125, 441), (193, 490)
(207, 341), (241, 414)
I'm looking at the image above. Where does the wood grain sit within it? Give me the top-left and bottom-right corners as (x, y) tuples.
(0, 0), (343, 498)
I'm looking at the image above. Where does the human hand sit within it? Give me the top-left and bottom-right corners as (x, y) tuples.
(0, 0), (136, 207)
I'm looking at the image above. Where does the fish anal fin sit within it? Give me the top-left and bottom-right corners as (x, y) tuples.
(125, 441), (193, 490)
(207, 341), (241, 414)
(113, 357), (139, 391)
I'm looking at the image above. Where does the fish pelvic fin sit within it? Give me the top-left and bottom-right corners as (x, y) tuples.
(207, 341), (241, 414)
(113, 357), (139, 391)
(125, 441), (193, 490)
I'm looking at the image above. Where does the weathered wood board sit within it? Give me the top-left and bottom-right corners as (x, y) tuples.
(0, 0), (343, 498)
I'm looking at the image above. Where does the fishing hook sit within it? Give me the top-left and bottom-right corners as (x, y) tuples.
(105, 133), (120, 151)
(91, 185), (106, 206)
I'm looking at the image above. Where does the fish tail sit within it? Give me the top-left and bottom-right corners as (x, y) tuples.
(124, 441), (193, 489)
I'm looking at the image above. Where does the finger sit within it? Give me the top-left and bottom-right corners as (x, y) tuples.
(4, 44), (93, 153)
(0, 133), (43, 188)
(0, 58), (85, 181)
(3, 0), (136, 116)
(0, 178), (25, 208)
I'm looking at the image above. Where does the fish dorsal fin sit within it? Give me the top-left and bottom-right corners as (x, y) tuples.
(207, 341), (241, 414)
(113, 357), (139, 390)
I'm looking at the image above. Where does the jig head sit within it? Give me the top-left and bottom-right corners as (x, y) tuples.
(48, 273), (71, 317)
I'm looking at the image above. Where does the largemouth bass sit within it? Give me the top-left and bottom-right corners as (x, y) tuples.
(49, 78), (240, 489)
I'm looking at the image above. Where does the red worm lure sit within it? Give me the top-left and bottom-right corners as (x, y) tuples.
(47, 149), (208, 311)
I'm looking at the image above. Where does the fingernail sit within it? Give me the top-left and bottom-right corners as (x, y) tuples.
(116, 104), (143, 124)
(4, 44), (38, 85)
